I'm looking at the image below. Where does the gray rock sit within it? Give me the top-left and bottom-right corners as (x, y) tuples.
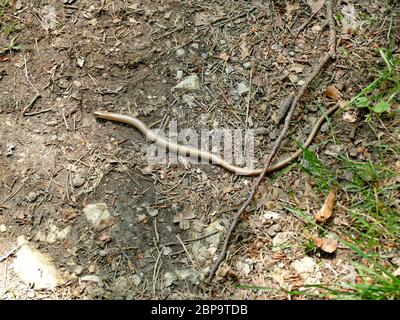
(5, 143), (15, 156)
(267, 224), (281, 237)
(176, 70), (184, 79)
(73, 265), (84, 276)
(173, 74), (201, 90)
(83, 203), (112, 229)
(349, 147), (358, 158)
(272, 232), (294, 250)
(13, 236), (64, 290)
(292, 257), (316, 275)
(81, 275), (102, 283)
(236, 82), (249, 96)
(26, 191), (38, 202)
(175, 48), (186, 58)
(132, 274), (142, 286)
(320, 122), (329, 133)
(164, 272), (177, 287)
(225, 64), (234, 74)
(77, 57), (85, 68)
(243, 61), (252, 69)
(73, 174), (85, 187)
(146, 205), (159, 217)
(263, 211), (281, 221)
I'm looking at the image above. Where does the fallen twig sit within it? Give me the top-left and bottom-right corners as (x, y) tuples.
(206, 0), (337, 282)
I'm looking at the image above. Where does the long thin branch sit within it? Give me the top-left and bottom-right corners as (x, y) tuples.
(206, 0), (337, 282)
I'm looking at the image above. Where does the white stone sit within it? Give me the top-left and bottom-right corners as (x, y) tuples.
(174, 74), (201, 90)
(292, 257), (316, 275)
(13, 236), (64, 289)
(236, 82), (249, 95)
(83, 203), (111, 228)
(272, 232), (294, 250)
(175, 48), (186, 58)
(263, 211), (280, 221)
(164, 272), (177, 287)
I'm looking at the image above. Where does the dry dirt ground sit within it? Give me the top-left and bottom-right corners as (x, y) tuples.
(0, 0), (398, 299)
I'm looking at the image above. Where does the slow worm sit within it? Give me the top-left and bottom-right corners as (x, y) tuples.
(94, 105), (338, 176)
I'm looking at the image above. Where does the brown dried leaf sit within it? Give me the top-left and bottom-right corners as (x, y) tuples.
(215, 264), (237, 280)
(255, 183), (269, 208)
(239, 41), (250, 58)
(252, 75), (263, 86)
(306, 0), (324, 14)
(173, 206), (196, 230)
(315, 190), (336, 223)
(325, 85), (341, 101)
(312, 236), (338, 253)
(99, 232), (112, 243)
(219, 52), (230, 62)
(63, 208), (77, 221)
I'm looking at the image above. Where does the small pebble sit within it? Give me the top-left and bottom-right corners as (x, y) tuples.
(26, 191), (38, 202)
(5, 143), (15, 156)
(267, 224), (281, 237)
(0, 224), (6, 232)
(306, 104), (319, 112)
(269, 130), (278, 140)
(73, 174), (86, 187)
(16, 1), (23, 10)
(243, 61), (252, 69)
(73, 265), (84, 276)
(99, 249), (108, 257)
(303, 126), (312, 135)
(320, 122), (329, 133)
(175, 48), (186, 58)
(176, 70), (183, 79)
(77, 57), (85, 68)
(349, 147), (358, 158)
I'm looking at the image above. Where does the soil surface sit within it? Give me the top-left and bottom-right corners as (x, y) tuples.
(0, 1), (398, 299)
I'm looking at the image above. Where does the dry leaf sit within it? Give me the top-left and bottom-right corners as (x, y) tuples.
(307, 0), (324, 14)
(312, 235), (338, 253)
(173, 206), (196, 230)
(219, 52), (230, 62)
(325, 85), (341, 101)
(252, 75), (263, 86)
(289, 64), (304, 74)
(315, 190), (336, 223)
(343, 110), (358, 123)
(194, 12), (209, 26)
(255, 182), (269, 208)
(99, 232), (112, 243)
(239, 41), (250, 58)
(215, 264), (237, 280)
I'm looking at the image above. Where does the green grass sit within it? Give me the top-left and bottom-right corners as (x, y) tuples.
(0, 0), (8, 18)
(253, 42), (399, 299)
(239, 10), (399, 302)
(0, 0), (23, 54)
(295, 143), (399, 299)
(348, 19), (400, 117)
(0, 36), (21, 54)
(3, 20), (21, 36)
